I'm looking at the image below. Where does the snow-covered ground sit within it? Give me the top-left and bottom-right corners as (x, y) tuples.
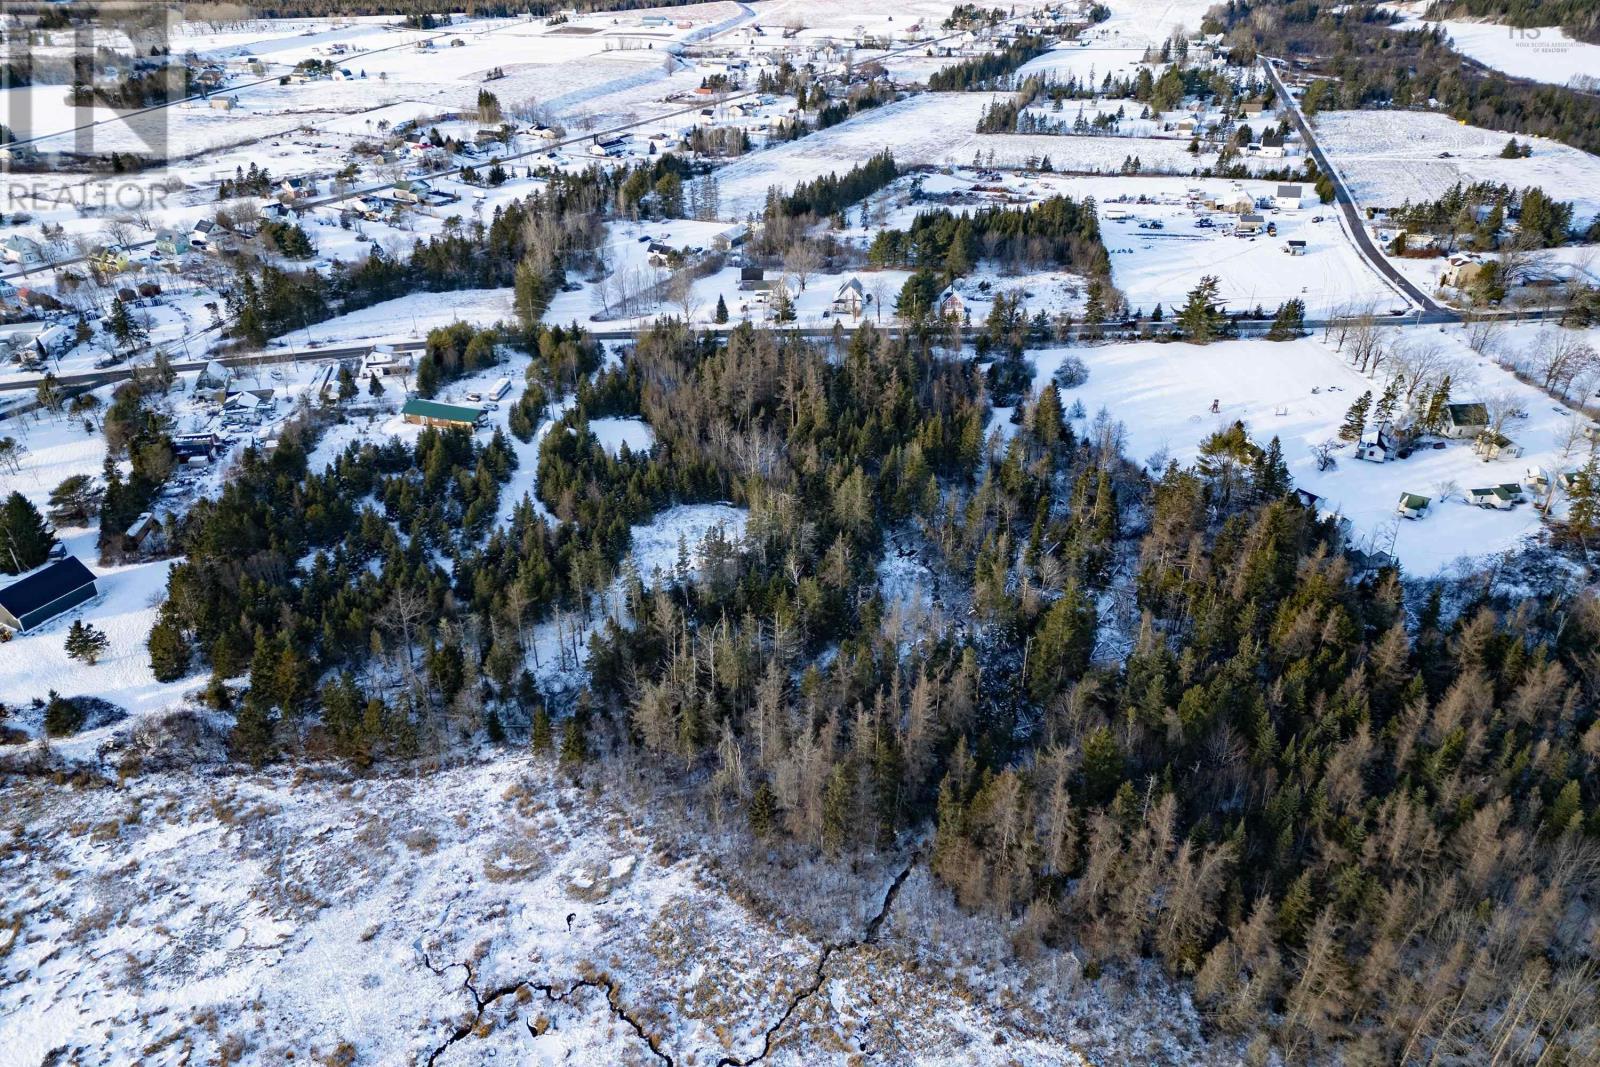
(588, 415), (656, 457)
(1314, 111), (1600, 229)
(1388, 12), (1600, 89)
(1046, 174), (1399, 315)
(1032, 326), (1595, 575)
(0, 752), (1111, 1066)
(713, 93), (1286, 218)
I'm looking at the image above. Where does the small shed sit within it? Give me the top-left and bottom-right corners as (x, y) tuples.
(0, 556), (98, 632)
(1396, 492), (1430, 520)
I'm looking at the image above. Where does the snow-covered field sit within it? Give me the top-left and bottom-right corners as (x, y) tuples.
(714, 93), (1283, 218)
(1033, 326), (1595, 574)
(1314, 111), (1600, 228)
(1389, 14), (1600, 89)
(1048, 174), (1400, 315)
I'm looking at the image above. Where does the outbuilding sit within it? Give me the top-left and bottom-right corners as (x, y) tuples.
(401, 398), (482, 428)
(0, 556), (98, 632)
(1396, 492), (1430, 520)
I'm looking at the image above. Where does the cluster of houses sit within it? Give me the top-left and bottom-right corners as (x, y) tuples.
(1391, 405), (1600, 521)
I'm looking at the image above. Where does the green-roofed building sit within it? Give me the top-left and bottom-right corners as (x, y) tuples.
(401, 398), (482, 428)
(1396, 492), (1430, 520)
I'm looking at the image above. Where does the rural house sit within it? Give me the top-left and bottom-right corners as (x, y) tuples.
(1467, 485), (1519, 509)
(0, 556), (98, 633)
(832, 277), (866, 315)
(1441, 402), (1489, 439)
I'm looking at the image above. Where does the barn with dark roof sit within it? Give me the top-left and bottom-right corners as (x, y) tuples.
(0, 556), (98, 632)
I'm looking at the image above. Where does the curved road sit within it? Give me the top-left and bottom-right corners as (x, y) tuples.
(1258, 56), (1451, 320)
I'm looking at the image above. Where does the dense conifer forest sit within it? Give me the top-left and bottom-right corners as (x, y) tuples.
(140, 308), (1600, 1061)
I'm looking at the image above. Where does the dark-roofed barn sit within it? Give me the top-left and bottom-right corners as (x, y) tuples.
(0, 556), (99, 632)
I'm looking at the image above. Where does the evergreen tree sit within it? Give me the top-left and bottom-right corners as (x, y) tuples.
(1253, 436), (1292, 500)
(1033, 382), (1066, 448)
(1081, 725), (1123, 802)
(530, 706), (553, 754)
(1565, 456), (1600, 544)
(1028, 583), (1097, 703)
(748, 780), (777, 838)
(147, 612), (191, 682)
(0, 491), (56, 575)
(1265, 298), (1305, 340)
(1176, 275), (1227, 343)
(64, 620), (110, 665)
(714, 293), (729, 324)
(43, 691), (86, 737)
(1421, 375), (1451, 433)
(232, 700), (276, 766)
(1338, 390), (1372, 442)
(337, 365), (357, 401)
(559, 714), (587, 766)
(47, 474), (103, 526)
(368, 372), (385, 397)
(415, 354), (441, 398)
(108, 297), (147, 351)
(1373, 377), (1401, 427)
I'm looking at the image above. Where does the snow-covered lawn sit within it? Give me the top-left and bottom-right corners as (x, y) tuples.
(290, 288), (516, 348)
(1051, 174), (1402, 315)
(588, 415), (656, 456)
(0, 400), (203, 723)
(1314, 111), (1600, 228)
(1032, 329), (1591, 574)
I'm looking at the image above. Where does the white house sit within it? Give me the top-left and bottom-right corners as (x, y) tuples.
(832, 277), (866, 316)
(1260, 131), (1286, 158)
(1356, 425), (1398, 463)
(3, 235), (45, 268)
(1274, 184), (1304, 211)
(362, 344), (413, 378)
(1441, 402), (1489, 439)
(1396, 492), (1431, 520)
(1467, 485), (1518, 509)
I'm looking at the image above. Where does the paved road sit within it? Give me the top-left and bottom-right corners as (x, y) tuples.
(9, 305), (1541, 397)
(1258, 57), (1451, 320)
